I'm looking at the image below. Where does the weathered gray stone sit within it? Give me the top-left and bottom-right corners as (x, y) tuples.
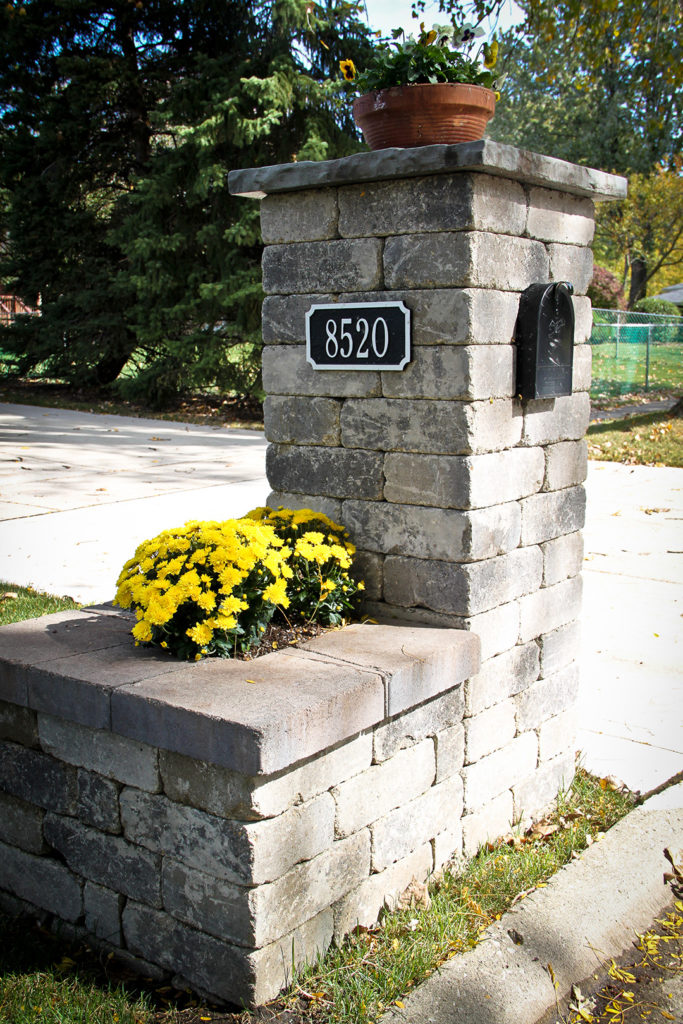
(266, 444), (384, 499)
(384, 547), (542, 617)
(352, 549), (383, 601)
(548, 242), (594, 294)
(522, 392), (591, 446)
(38, 714), (160, 791)
(266, 491), (343, 522)
(77, 769), (121, 834)
(373, 688), (464, 763)
(383, 231), (549, 291)
(162, 858), (251, 946)
(462, 732), (537, 813)
(515, 663), (580, 733)
(465, 399), (524, 454)
(121, 787), (335, 885)
(0, 700), (38, 747)
(43, 813), (161, 906)
(262, 238), (383, 294)
(381, 345), (514, 400)
(538, 620), (581, 678)
(333, 739), (435, 837)
(459, 602), (522, 662)
(526, 188), (595, 245)
(572, 343), (592, 392)
(433, 819), (464, 869)
(333, 842), (432, 938)
(538, 707), (578, 763)
(464, 700), (516, 764)
(371, 775), (464, 871)
(0, 839), (82, 920)
(262, 293), (332, 344)
(0, 739), (77, 813)
(518, 574), (583, 644)
(465, 642), (541, 716)
(544, 440), (588, 491)
(260, 188), (338, 244)
(0, 791), (46, 853)
(435, 723), (465, 783)
(462, 790), (514, 855)
(338, 173), (526, 238)
(520, 486), (586, 546)
(542, 531), (584, 586)
(262, 345), (381, 397)
(84, 881), (124, 945)
(512, 751), (576, 823)
(573, 295), (594, 344)
(263, 396), (341, 446)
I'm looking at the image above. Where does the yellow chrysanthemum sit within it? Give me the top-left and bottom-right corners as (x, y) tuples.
(132, 620), (153, 643)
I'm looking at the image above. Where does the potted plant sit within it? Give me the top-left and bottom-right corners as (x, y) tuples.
(340, 22), (504, 150)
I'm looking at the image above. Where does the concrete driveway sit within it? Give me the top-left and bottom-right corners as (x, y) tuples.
(1, 401), (681, 796)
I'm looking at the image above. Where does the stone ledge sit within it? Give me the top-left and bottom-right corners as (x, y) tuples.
(229, 140), (626, 202)
(0, 611), (479, 776)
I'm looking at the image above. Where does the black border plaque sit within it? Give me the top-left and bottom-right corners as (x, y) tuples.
(306, 302), (411, 371)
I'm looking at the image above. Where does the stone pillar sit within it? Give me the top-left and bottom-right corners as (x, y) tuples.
(230, 140), (625, 840)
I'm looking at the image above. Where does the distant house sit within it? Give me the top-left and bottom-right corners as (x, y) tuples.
(651, 283), (683, 309)
(0, 295), (40, 325)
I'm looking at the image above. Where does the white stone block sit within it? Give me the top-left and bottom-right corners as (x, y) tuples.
(461, 791), (514, 855)
(371, 775), (464, 871)
(512, 751), (576, 824)
(544, 440), (588, 491)
(462, 732), (537, 813)
(518, 575), (583, 644)
(373, 688), (464, 763)
(547, 242), (593, 294)
(464, 700), (517, 764)
(522, 392), (591, 447)
(434, 723), (465, 783)
(538, 620), (581, 678)
(538, 708), (578, 763)
(526, 188), (595, 245)
(515, 663), (580, 733)
(520, 486), (586, 546)
(542, 531), (584, 586)
(261, 189), (338, 244)
(465, 642), (540, 716)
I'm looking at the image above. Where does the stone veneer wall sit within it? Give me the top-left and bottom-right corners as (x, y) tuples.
(230, 139), (626, 849)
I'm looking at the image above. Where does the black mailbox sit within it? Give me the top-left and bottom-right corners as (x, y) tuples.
(516, 281), (575, 400)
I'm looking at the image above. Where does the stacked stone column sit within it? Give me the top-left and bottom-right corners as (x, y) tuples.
(230, 142), (624, 848)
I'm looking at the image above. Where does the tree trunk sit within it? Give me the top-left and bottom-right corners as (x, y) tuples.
(628, 257), (647, 308)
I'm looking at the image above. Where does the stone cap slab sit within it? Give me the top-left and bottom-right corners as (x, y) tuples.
(228, 140), (626, 202)
(0, 612), (479, 776)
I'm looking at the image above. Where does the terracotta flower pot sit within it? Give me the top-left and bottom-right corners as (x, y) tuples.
(352, 82), (496, 150)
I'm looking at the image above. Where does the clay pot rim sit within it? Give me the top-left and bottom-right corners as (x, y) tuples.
(353, 82), (496, 112)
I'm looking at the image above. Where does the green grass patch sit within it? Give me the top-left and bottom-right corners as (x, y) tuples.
(590, 340), (683, 401)
(0, 582), (80, 626)
(0, 768), (634, 1024)
(587, 410), (683, 467)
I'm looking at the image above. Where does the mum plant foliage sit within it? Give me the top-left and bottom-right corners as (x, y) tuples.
(114, 508), (364, 661)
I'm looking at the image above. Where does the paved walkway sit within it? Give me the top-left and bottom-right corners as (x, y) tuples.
(1, 401), (681, 796)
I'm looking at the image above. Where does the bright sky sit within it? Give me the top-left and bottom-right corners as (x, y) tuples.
(361, 0), (524, 41)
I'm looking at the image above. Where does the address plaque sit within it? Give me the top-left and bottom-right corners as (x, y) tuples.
(305, 301), (411, 371)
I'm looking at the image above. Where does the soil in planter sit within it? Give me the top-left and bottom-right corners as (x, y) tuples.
(242, 616), (331, 660)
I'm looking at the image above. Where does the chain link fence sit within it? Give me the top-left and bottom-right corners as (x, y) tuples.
(589, 308), (683, 399)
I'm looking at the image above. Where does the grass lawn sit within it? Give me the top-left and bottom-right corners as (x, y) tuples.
(586, 409), (683, 467)
(590, 340), (683, 401)
(0, 582), (80, 626)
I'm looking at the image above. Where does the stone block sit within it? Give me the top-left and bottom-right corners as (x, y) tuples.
(38, 714), (160, 792)
(43, 813), (161, 906)
(464, 700), (516, 764)
(514, 663), (580, 733)
(77, 770), (121, 834)
(518, 574), (583, 644)
(262, 238), (383, 294)
(538, 620), (581, 678)
(520, 486), (586, 546)
(371, 774), (464, 871)
(542, 531), (584, 586)
(526, 188), (595, 245)
(433, 819), (464, 870)
(121, 787), (335, 886)
(337, 173), (526, 238)
(0, 791), (46, 853)
(262, 293), (332, 344)
(466, 399), (523, 454)
(462, 790), (514, 855)
(465, 642), (540, 716)
(462, 732), (537, 813)
(573, 295), (594, 344)
(262, 344), (381, 397)
(333, 739), (435, 837)
(381, 345), (514, 400)
(266, 492), (343, 522)
(573, 343), (592, 392)
(522, 392), (591, 446)
(459, 602), (521, 661)
(84, 881), (124, 945)
(352, 550), (383, 601)
(263, 396), (341, 446)
(341, 398), (469, 454)
(260, 188), (338, 244)
(383, 231), (548, 291)
(333, 842), (433, 938)
(266, 444), (384, 500)
(512, 751), (576, 823)
(435, 723), (465, 783)
(373, 688), (464, 763)
(0, 739), (77, 813)
(0, 839), (82, 921)
(341, 499), (468, 561)
(538, 707), (578, 763)
(544, 440), (588, 491)
(384, 547), (542, 618)
(0, 700), (38, 747)
(548, 242), (594, 294)
(162, 858), (251, 946)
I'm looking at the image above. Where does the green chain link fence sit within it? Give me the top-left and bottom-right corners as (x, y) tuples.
(590, 308), (683, 400)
